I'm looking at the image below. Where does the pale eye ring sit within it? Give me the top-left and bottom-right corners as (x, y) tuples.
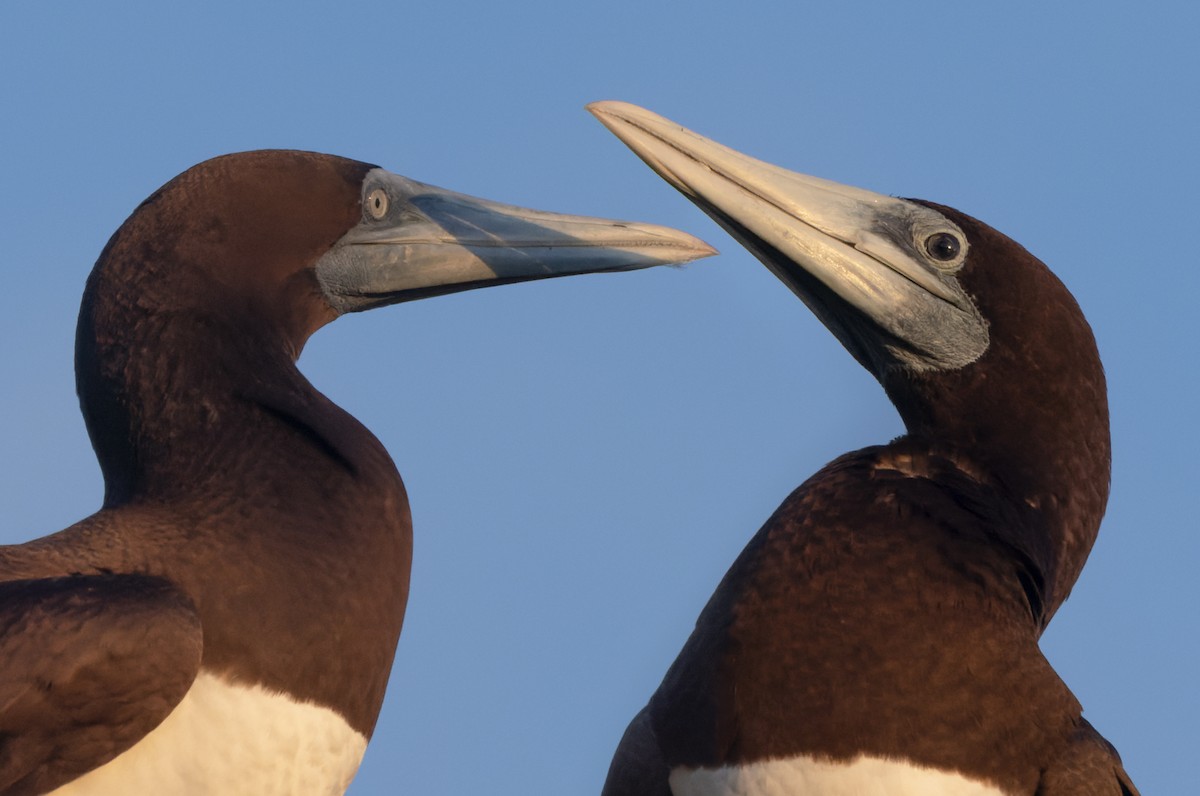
(924, 232), (961, 262)
(366, 188), (389, 220)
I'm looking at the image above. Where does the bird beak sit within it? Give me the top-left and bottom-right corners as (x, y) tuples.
(587, 101), (986, 373)
(316, 169), (716, 313)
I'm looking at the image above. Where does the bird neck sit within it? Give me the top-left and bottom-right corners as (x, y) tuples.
(888, 350), (1110, 622)
(75, 283), (391, 509)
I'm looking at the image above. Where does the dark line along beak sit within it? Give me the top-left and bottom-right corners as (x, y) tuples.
(586, 101), (987, 373)
(316, 169), (716, 313)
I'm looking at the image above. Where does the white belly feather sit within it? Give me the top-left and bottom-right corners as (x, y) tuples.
(49, 671), (368, 796)
(669, 754), (1007, 796)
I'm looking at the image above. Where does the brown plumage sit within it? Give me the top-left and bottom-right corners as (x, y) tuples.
(0, 149), (713, 793)
(590, 102), (1136, 795)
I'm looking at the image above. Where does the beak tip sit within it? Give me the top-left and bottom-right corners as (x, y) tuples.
(585, 99), (620, 116)
(651, 229), (718, 264)
(585, 100), (649, 131)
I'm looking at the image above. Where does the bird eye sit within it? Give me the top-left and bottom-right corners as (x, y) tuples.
(924, 232), (961, 262)
(366, 188), (389, 220)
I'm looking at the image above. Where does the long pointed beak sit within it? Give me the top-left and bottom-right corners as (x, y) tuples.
(587, 101), (986, 373)
(316, 169), (716, 313)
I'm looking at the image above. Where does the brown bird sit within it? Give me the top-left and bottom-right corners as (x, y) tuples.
(590, 101), (1137, 796)
(0, 149), (714, 795)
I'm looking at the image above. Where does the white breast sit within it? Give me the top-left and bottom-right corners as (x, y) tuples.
(669, 754), (1007, 796)
(49, 671), (368, 796)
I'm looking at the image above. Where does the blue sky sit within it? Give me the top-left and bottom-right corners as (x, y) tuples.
(1, 3), (1195, 793)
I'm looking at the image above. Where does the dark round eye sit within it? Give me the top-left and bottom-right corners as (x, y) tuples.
(925, 232), (961, 262)
(366, 188), (389, 220)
